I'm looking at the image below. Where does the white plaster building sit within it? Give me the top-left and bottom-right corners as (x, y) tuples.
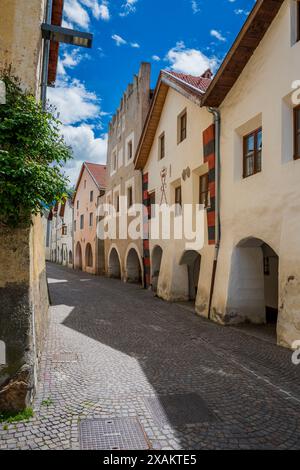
(49, 198), (74, 268)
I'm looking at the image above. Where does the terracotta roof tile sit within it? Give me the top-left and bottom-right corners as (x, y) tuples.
(165, 70), (212, 93)
(85, 162), (107, 189)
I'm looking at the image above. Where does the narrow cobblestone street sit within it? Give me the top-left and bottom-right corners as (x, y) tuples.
(1, 262), (300, 450)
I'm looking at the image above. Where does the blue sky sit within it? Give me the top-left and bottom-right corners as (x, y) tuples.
(47, 0), (255, 184)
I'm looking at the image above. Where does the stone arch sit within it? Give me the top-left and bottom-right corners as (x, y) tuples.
(125, 247), (143, 284)
(85, 243), (93, 268)
(75, 242), (83, 270)
(179, 250), (201, 301)
(151, 245), (163, 293)
(108, 247), (121, 279)
(227, 237), (279, 326)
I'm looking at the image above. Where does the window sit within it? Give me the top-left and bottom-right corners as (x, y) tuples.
(89, 213), (93, 227)
(199, 174), (209, 208)
(127, 140), (133, 161)
(115, 194), (120, 213)
(62, 225), (67, 236)
(243, 128), (262, 178)
(175, 186), (182, 216)
(84, 180), (86, 189)
(127, 186), (133, 208)
(149, 191), (156, 219)
(77, 200), (79, 210)
(294, 105), (300, 159)
(159, 133), (165, 160)
(80, 214), (84, 230)
(90, 190), (94, 202)
(178, 111), (187, 143)
(113, 151), (117, 171)
(74, 220), (76, 232)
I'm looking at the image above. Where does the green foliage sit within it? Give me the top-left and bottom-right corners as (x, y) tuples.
(0, 407), (34, 423)
(41, 397), (53, 407)
(0, 74), (72, 227)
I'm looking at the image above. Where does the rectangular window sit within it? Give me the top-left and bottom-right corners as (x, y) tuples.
(294, 105), (300, 159)
(89, 213), (93, 226)
(84, 180), (86, 189)
(113, 151), (117, 171)
(243, 127), (262, 178)
(199, 174), (209, 208)
(115, 194), (120, 213)
(178, 111), (187, 143)
(149, 191), (156, 219)
(77, 200), (79, 210)
(175, 185), (182, 216)
(80, 214), (84, 230)
(128, 140), (133, 161)
(62, 225), (67, 236)
(127, 186), (133, 208)
(159, 133), (165, 160)
(74, 220), (76, 232)
(90, 190), (94, 202)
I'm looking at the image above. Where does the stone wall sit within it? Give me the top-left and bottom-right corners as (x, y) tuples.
(0, 216), (49, 412)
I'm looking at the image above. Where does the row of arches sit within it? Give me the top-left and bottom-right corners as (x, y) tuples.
(151, 238), (279, 328)
(108, 246), (142, 284)
(51, 248), (73, 265)
(75, 242), (93, 270)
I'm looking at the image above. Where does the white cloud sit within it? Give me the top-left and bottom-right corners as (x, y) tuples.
(191, 0), (200, 14)
(120, 0), (138, 17)
(152, 55), (161, 62)
(48, 78), (101, 125)
(112, 34), (127, 46)
(61, 125), (108, 185)
(64, 0), (110, 28)
(130, 42), (140, 48)
(210, 29), (226, 42)
(166, 41), (218, 76)
(57, 49), (85, 76)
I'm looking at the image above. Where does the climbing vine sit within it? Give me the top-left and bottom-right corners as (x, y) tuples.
(0, 74), (72, 227)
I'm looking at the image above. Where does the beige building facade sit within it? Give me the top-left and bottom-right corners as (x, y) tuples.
(135, 70), (214, 306)
(104, 63), (152, 285)
(202, 0), (300, 348)
(74, 162), (106, 275)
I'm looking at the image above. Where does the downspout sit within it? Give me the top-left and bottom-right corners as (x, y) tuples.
(41, 0), (53, 108)
(140, 168), (148, 289)
(207, 107), (221, 320)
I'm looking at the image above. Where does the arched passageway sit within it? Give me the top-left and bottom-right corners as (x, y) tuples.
(228, 237), (279, 326)
(180, 250), (201, 302)
(108, 248), (121, 279)
(85, 243), (93, 268)
(151, 246), (163, 293)
(75, 242), (83, 270)
(126, 248), (142, 284)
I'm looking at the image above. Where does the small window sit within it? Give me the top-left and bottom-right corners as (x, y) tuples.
(74, 220), (76, 232)
(84, 180), (87, 189)
(159, 133), (165, 160)
(294, 105), (300, 159)
(178, 111), (187, 143)
(80, 214), (84, 230)
(89, 213), (93, 226)
(113, 151), (117, 171)
(127, 140), (133, 161)
(243, 128), (262, 178)
(149, 191), (156, 219)
(77, 200), (79, 210)
(199, 174), (209, 208)
(127, 186), (133, 208)
(90, 190), (94, 202)
(62, 225), (67, 236)
(175, 186), (182, 216)
(115, 194), (120, 213)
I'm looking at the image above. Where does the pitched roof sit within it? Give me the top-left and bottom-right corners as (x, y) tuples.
(134, 69), (212, 170)
(74, 162), (107, 198)
(203, 0), (285, 107)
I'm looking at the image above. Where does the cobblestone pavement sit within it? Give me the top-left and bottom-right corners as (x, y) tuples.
(1, 262), (300, 450)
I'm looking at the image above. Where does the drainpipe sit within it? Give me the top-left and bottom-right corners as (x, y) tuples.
(207, 107), (221, 320)
(41, 0), (53, 108)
